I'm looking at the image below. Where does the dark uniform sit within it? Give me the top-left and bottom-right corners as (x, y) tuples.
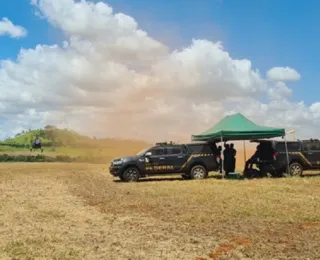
(245, 145), (261, 170)
(217, 146), (222, 173)
(230, 143), (237, 172)
(223, 144), (232, 176)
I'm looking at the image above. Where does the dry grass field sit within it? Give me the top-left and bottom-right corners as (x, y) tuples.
(0, 140), (150, 159)
(0, 162), (320, 260)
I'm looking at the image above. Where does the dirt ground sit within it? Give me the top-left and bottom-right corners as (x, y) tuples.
(0, 163), (319, 260)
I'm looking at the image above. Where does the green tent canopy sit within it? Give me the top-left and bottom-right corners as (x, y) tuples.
(191, 113), (285, 142)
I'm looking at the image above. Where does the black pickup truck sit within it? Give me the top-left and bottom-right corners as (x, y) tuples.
(109, 142), (220, 182)
(250, 138), (320, 177)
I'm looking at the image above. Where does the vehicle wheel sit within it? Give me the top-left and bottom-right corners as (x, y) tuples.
(121, 167), (140, 182)
(289, 162), (303, 177)
(190, 165), (207, 180)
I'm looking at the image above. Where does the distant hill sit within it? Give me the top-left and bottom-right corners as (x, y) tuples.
(0, 125), (151, 150)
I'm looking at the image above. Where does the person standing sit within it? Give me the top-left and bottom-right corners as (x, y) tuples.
(217, 145), (222, 173)
(223, 143), (231, 177)
(230, 143), (237, 172)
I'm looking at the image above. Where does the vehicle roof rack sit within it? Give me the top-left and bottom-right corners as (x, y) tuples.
(155, 141), (175, 146)
(156, 142), (167, 146)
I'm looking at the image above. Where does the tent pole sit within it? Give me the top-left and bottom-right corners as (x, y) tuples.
(284, 133), (290, 176)
(243, 140), (246, 171)
(220, 134), (224, 179)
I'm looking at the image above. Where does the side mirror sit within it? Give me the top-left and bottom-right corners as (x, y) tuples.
(145, 151), (152, 157)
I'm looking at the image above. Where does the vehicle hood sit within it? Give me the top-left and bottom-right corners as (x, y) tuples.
(112, 155), (139, 162)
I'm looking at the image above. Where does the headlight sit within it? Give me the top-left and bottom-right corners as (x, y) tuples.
(112, 158), (127, 165)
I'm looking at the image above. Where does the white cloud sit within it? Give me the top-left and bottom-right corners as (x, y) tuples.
(267, 81), (292, 100)
(0, 0), (318, 141)
(267, 66), (301, 82)
(0, 17), (27, 38)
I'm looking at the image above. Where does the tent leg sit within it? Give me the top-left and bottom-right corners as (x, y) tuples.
(284, 134), (290, 176)
(221, 134), (224, 179)
(243, 140), (246, 172)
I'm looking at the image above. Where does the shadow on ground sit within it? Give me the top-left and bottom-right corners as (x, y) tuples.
(113, 172), (320, 183)
(113, 174), (228, 183)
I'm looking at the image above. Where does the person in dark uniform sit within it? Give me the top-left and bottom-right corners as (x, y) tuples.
(223, 143), (232, 176)
(217, 145), (222, 173)
(245, 144), (261, 170)
(230, 143), (237, 172)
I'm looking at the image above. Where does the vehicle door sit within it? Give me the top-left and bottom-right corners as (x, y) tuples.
(302, 141), (320, 168)
(201, 144), (219, 171)
(135, 147), (151, 175)
(145, 146), (168, 174)
(163, 145), (186, 173)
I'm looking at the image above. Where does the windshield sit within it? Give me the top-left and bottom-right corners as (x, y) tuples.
(136, 147), (150, 156)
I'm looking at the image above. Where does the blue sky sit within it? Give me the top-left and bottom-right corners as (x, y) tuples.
(1, 0), (319, 104)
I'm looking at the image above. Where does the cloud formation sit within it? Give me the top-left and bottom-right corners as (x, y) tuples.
(267, 66), (301, 82)
(0, 0), (318, 141)
(0, 17), (27, 38)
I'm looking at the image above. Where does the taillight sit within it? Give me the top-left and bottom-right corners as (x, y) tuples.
(273, 152), (277, 160)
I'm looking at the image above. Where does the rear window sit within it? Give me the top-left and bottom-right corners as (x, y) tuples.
(303, 141), (320, 151)
(274, 142), (300, 152)
(187, 144), (213, 154)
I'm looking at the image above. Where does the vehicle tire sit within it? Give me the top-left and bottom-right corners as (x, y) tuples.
(289, 162), (303, 177)
(190, 165), (208, 180)
(121, 167), (140, 182)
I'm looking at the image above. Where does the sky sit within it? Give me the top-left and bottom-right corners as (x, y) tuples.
(0, 0), (319, 142)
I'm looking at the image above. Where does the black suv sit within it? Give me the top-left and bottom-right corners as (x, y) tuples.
(250, 138), (320, 177)
(109, 142), (220, 182)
